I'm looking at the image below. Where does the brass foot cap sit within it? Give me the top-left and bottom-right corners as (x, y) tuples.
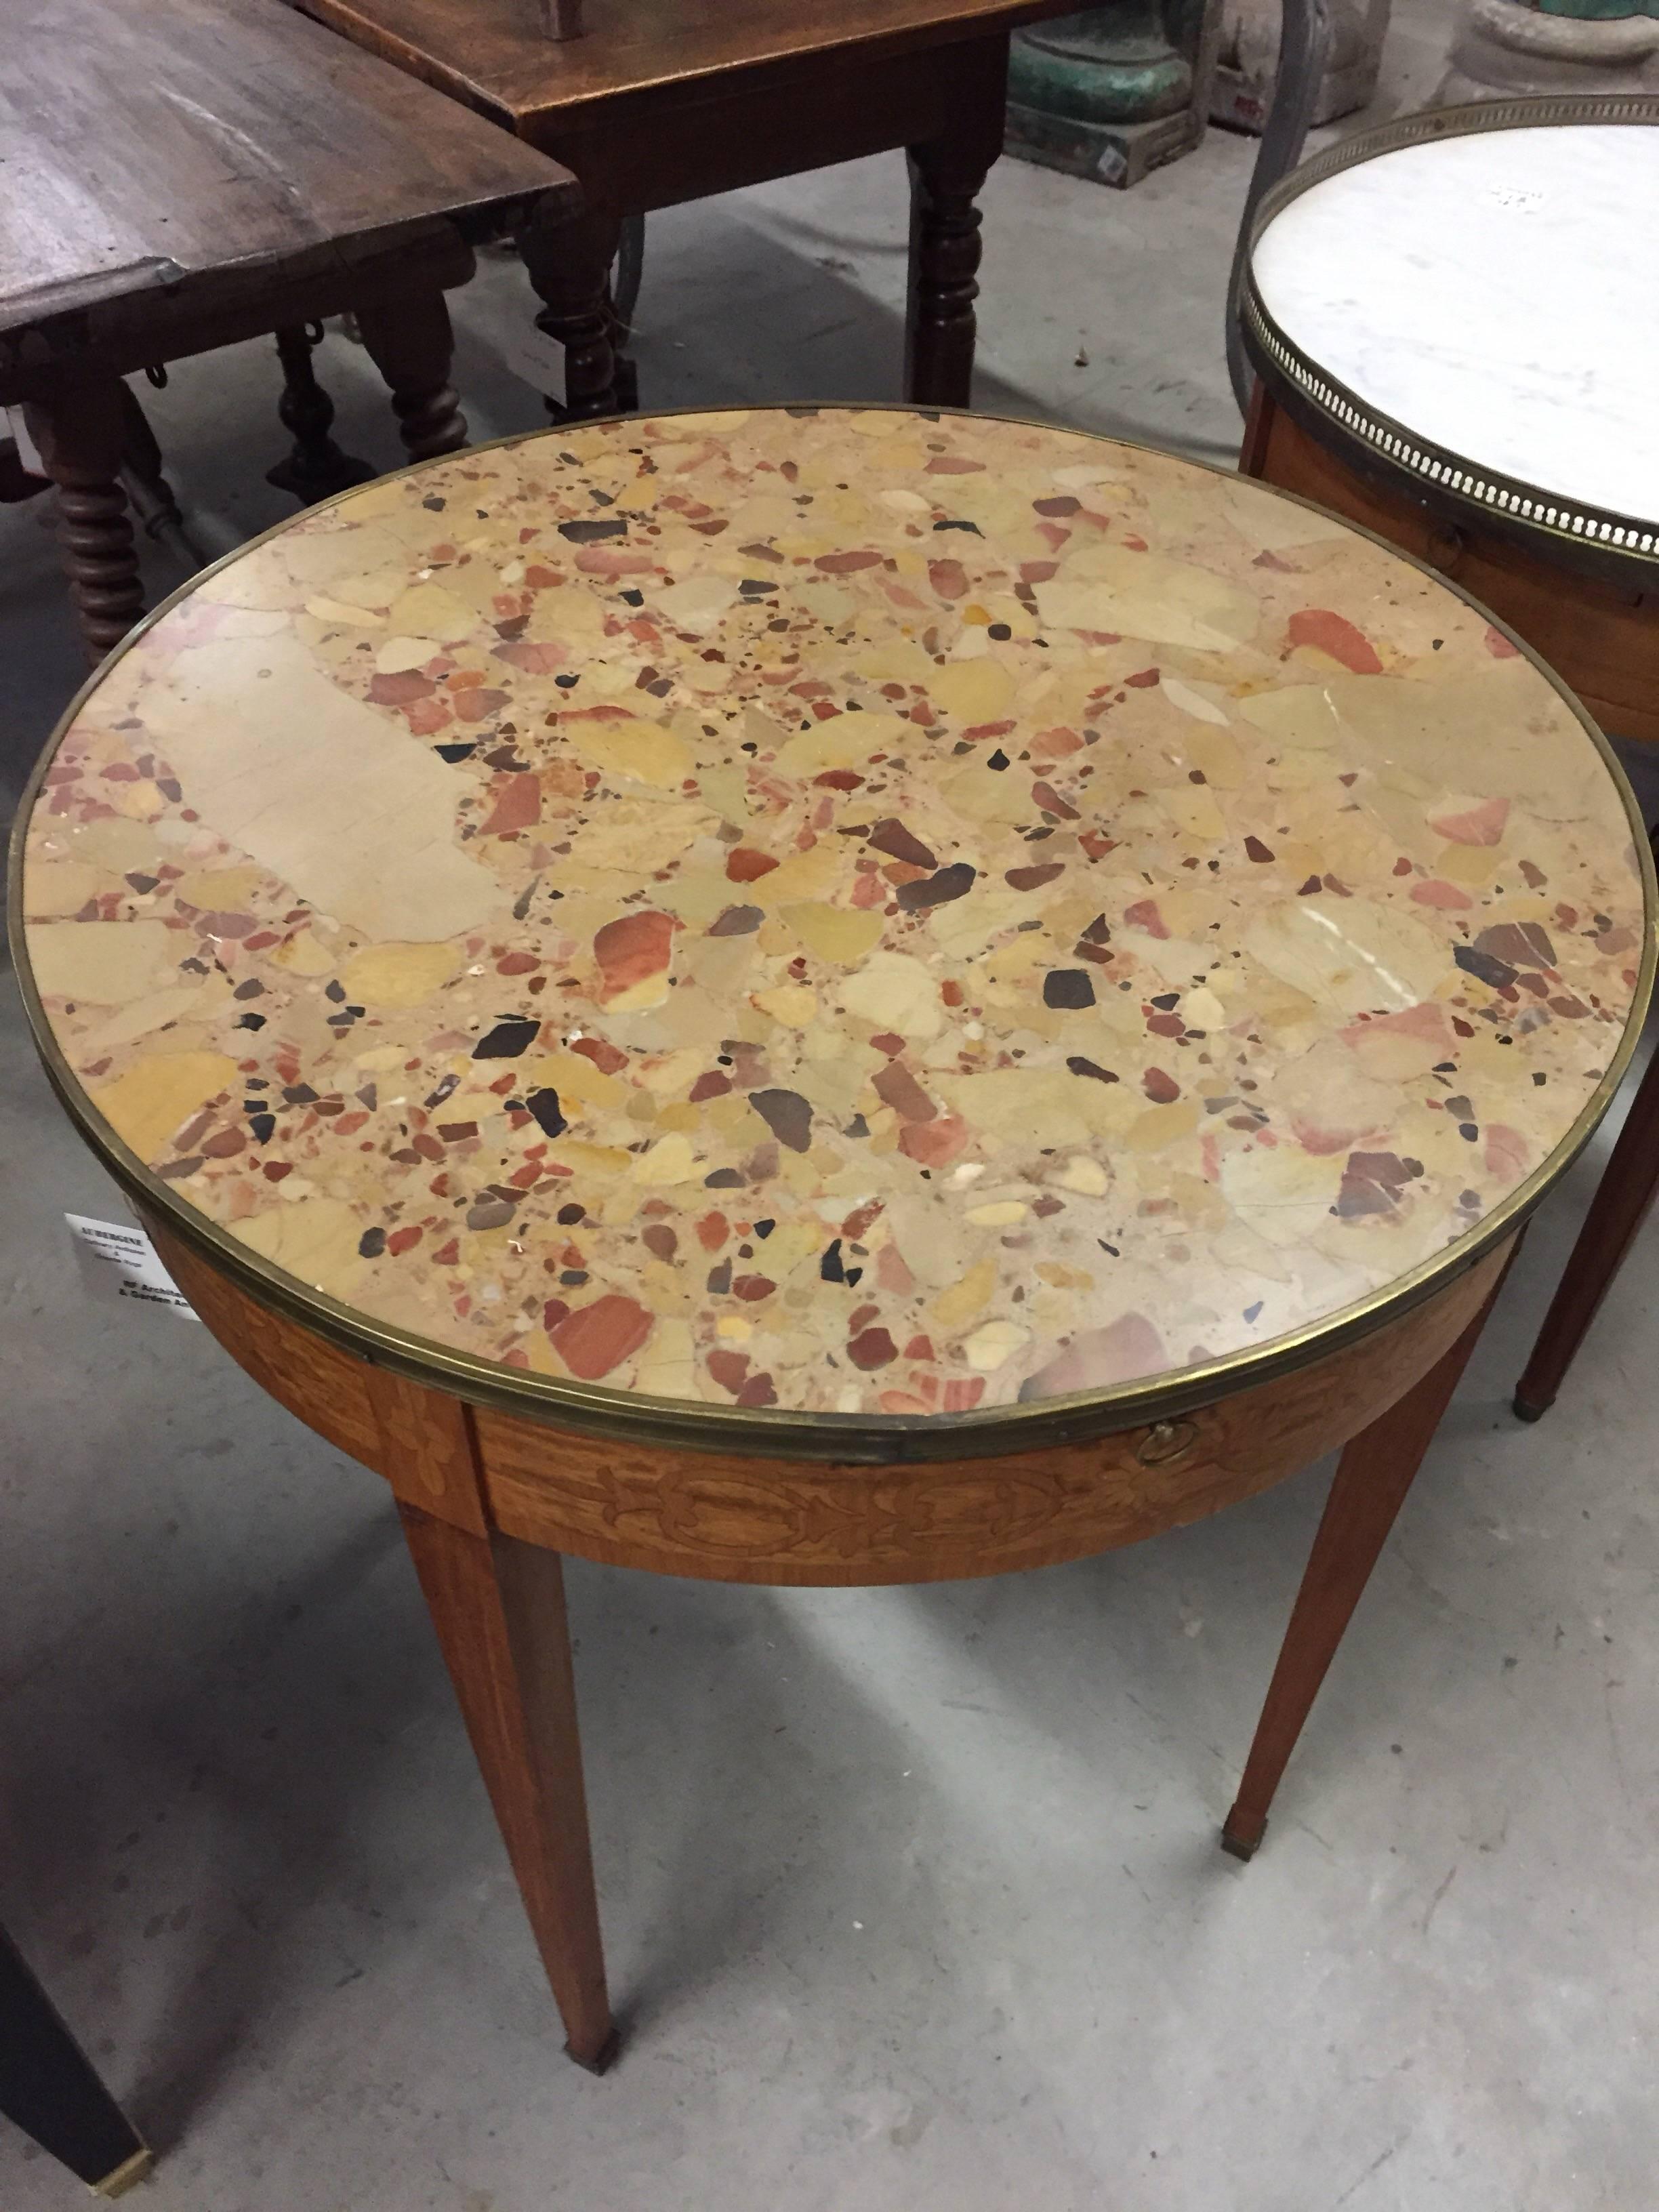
(94, 2147), (155, 2198)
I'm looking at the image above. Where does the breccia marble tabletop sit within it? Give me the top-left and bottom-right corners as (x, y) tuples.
(13, 409), (1651, 1445)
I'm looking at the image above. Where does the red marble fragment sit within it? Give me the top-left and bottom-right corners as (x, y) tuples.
(573, 1035), (629, 1074)
(481, 773), (541, 834)
(815, 549), (885, 573)
(550, 1294), (654, 1380)
(848, 1326), (899, 1370)
(726, 848), (779, 882)
(593, 909), (674, 1004)
(899, 1113), (968, 1168)
(928, 559), (969, 600)
(1030, 781), (1079, 820)
(874, 1061), (936, 1122)
(1286, 609), (1382, 675)
(707, 1349), (750, 1394)
(1124, 898), (1168, 939)
(369, 671), (434, 705)
(1143, 1067), (1180, 1104)
(453, 687), (510, 724)
(1428, 795), (1509, 847)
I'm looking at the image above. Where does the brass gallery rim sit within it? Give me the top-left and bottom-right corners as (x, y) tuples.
(9, 407), (1654, 1465)
(1241, 94), (1659, 588)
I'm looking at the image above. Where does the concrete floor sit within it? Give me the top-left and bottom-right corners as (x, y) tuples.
(6, 11), (1659, 2207)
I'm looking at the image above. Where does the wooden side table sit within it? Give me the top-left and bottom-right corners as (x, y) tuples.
(0, 0), (576, 659)
(1236, 97), (1659, 1414)
(295, 0), (1101, 420)
(12, 409), (1650, 2072)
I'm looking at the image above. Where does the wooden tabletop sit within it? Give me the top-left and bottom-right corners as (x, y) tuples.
(0, 0), (575, 338)
(14, 409), (1650, 1439)
(297, 0), (1073, 129)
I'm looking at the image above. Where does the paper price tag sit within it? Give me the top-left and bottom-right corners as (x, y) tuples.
(495, 322), (567, 403)
(66, 1214), (199, 1319)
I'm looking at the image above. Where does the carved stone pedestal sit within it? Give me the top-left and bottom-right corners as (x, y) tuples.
(1439, 0), (1659, 104)
(1007, 0), (1223, 186)
(1212, 0), (1392, 132)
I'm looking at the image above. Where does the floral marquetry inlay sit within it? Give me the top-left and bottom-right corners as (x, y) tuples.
(18, 410), (1646, 1426)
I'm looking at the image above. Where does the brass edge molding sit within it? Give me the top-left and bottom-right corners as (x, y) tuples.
(9, 405), (1655, 1467)
(1240, 95), (1659, 587)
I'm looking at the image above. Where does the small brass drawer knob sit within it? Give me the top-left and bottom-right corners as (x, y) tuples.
(1136, 1418), (1197, 1467)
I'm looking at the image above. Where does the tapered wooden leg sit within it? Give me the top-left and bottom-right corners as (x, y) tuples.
(266, 323), (377, 502)
(1515, 1044), (1659, 1420)
(519, 202), (627, 422)
(23, 379), (145, 659)
(0, 1923), (151, 2194)
(1222, 1271), (1506, 1860)
(355, 292), (469, 464)
(398, 1504), (616, 2069)
(903, 40), (1006, 407)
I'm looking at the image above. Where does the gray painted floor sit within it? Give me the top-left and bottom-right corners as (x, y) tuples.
(5, 12), (1658, 2207)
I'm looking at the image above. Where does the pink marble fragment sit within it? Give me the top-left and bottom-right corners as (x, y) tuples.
(1020, 1313), (1168, 1400)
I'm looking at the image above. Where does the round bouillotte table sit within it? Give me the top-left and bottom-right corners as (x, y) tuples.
(11, 409), (1652, 2073)
(1236, 97), (1659, 1421)
(1238, 96), (1659, 746)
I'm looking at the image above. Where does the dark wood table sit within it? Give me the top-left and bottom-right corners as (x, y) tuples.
(0, 0), (577, 657)
(295, 0), (1090, 419)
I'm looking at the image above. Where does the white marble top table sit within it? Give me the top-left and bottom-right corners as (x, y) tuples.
(1252, 121), (1659, 528)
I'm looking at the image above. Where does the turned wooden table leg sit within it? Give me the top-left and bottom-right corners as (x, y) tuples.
(1223, 1259), (1511, 1861)
(22, 380), (146, 659)
(520, 201), (628, 422)
(368, 1372), (614, 2070)
(1515, 1042), (1659, 1420)
(266, 323), (377, 502)
(904, 39), (1006, 408)
(355, 292), (469, 464)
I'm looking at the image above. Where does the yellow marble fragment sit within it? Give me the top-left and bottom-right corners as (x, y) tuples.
(28, 922), (176, 1004)
(338, 943), (462, 1008)
(964, 1320), (1029, 1372)
(753, 983), (817, 1028)
(782, 904), (884, 965)
(234, 1197), (367, 1296)
(91, 1050), (238, 1158)
(932, 1258), (998, 1330)
(24, 861), (109, 916)
(566, 717), (693, 791)
(928, 659), (1015, 722)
